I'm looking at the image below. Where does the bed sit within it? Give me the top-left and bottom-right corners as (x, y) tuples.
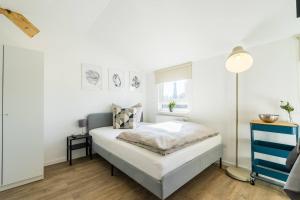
(87, 113), (223, 200)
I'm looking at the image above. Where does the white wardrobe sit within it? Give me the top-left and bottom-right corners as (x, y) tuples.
(0, 45), (44, 191)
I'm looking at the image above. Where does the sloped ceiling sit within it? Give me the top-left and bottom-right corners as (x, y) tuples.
(0, 0), (111, 48)
(0, 0), (299, 70)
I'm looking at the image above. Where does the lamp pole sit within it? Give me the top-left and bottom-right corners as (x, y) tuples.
(225, 46), (253, 182)
(236, 73), (239, 168)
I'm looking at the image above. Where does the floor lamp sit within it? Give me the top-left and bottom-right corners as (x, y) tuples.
(225, 46), (253, 182)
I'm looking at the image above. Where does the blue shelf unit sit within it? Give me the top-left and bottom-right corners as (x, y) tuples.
(250, 120), (299, 186)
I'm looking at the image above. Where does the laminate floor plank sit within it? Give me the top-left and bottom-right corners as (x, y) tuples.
(0, 155), (288, 200)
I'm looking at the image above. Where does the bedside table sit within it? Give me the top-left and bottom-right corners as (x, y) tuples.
(67, 134), (93, 165)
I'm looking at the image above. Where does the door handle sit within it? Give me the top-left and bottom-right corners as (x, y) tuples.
(2, 113), (8, 116)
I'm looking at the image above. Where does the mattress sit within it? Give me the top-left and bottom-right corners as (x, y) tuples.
(90, 125), (221, 180)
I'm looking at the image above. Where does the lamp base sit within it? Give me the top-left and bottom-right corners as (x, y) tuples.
(226, 166), (250, 182)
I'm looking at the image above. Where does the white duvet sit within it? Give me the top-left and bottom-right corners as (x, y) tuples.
(117, 121), (219, 155)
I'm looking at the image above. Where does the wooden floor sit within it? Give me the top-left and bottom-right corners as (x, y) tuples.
(0, 155), (288, 200)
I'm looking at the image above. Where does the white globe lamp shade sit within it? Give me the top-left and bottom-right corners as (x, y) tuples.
(225, 46), (253, 73)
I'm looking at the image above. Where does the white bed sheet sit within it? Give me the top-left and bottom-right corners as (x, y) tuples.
(90, 126), (221, 180)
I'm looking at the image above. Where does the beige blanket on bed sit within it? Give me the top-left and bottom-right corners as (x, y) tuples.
(116, 121), (219, 155)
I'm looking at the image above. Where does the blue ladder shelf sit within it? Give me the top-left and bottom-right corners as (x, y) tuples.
(250, 119), (299, 186)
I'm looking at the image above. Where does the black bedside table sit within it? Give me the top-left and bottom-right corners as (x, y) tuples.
(67, 134), (93, 165)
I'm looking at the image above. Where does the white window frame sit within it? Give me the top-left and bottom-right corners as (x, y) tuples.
(157, 79), (192, 114)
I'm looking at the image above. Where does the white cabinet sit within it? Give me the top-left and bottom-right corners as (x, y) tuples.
(0, 46), (2, 186)
(0, 45), (44, 190)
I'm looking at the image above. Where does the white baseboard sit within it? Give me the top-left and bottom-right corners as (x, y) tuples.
(220, 159), (250, 170)
(0, 175), (44, 192)
(45, 153), (251, 173)
(44, 151), (88, 166)
(44, 157), (66, 166)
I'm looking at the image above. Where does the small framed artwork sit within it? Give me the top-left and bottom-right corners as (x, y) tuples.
(81, 64), (103, 90)
(129, 71), (142, 91)
(108, 69), (125, 90)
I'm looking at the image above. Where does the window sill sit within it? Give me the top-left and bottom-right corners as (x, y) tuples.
(157, 110), (190, 117)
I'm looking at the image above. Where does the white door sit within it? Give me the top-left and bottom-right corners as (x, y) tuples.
(0, 46), (2, 186)
(2, 45), (43, 186)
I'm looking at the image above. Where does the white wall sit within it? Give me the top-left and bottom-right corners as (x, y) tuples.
(0, 34), (146, 166)
(237, 37), (300, 168)
(1, 27), (298, 169)
(146, 37), (300, 169)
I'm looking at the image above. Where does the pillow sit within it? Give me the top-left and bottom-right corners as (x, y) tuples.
(286, 146), (299, 170)
(132, 103), (143, 123)
(112, 103), (122, 128)
(112, 103), (143, 123)
(112, 105), (137, 129)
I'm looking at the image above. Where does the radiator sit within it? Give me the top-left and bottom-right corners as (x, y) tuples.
(155, 114), (189, 122)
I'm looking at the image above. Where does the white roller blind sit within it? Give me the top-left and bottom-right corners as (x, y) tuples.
(155, 62), (192, 84)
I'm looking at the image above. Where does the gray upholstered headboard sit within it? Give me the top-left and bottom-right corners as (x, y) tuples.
(87, 113), (113, 132)
(87, 112), (143, 132)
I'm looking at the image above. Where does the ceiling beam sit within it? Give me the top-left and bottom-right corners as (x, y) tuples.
(0, 7), (40, 38)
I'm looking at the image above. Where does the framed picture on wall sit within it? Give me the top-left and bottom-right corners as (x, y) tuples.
(108, 69), (125, 90)
(129, 71), (142, 91)
(81, 64), (103, 90)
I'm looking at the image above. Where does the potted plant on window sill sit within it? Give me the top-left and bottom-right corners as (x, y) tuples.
(168, 101), (176, 112)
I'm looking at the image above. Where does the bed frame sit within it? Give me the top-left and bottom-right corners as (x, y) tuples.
(87, 113), (223, 200)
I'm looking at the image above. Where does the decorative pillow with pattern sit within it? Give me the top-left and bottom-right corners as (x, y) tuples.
(112, 106), (137, 129)
(132, 103), (143, 123)
(112, 103), (121, 128)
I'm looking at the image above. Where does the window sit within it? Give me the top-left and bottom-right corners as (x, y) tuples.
(155, 62), (192, 113)
(158, 80), (191, 113)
